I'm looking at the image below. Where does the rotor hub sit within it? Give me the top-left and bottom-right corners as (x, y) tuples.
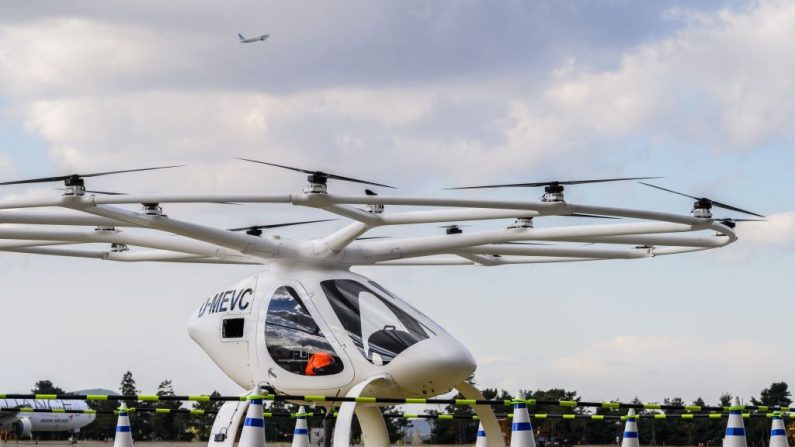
(142, 203), (166, 217)
(62, 176), (86, 196)
(692, 199), (713, 219)
(304, 173), (328, 194)
(365, 203), (384, 214)
(445, 226), (463, 235)
(110, 243), (129, 253)
(508, 217), (534, 229)
(246, 228), (263, 237)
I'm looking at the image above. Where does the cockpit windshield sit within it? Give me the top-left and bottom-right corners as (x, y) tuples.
(265, 286), (343, 376)
(320, 279), (434, 365)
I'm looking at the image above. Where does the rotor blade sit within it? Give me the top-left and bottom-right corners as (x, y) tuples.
(78, 165), (184, 178)
(710, 200), (765, 218)
(236, 158), (396, 189)
(0, 165), (183, 186)
(717, 218), (766, 222)
(637, 182), (700, 200)
(85, 190), (128, 196)
(259, 218), (339, 229)
(445, 177), (660, 190)
(568, 213), (620, 219)
(323, 172), (396, 189)
(227, 218), (338, 232)
(56, 188), (128, 196)
(640, 182), (764, 217)
(235, 158), (315, 175)
(0, 175), (72, 185)
(559, 176), (661, 185)
(355, 236), (391, 240)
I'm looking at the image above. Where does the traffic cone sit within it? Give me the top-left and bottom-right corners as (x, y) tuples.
(510, 403), (536, 447)
(238, 396), (266, 447)
(113, 402), (133, 447)
(292, 406), (310, 447)
(769, 414), (789, 447)
(723, 397), (747, 447)
(475, 422), (487, 447)
(621, 409), (639, 447)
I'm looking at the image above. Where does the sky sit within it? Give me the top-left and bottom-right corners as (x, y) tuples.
(0, 0), (794, 407)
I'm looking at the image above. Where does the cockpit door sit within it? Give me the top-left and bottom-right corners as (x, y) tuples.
(256, 279), (354, 390)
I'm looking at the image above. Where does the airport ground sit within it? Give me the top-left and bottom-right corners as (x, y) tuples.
(0, 443), (635, 447)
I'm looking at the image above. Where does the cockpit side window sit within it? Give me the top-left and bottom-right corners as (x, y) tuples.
(320, 279), (431, 366)
(265, 286), (343, 376)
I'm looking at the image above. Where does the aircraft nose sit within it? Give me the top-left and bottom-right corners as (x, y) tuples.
(386, 335), (476, 396)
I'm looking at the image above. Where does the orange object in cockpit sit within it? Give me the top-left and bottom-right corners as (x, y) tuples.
(305, 352), (335, 376)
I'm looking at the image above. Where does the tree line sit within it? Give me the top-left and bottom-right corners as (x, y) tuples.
(26, 374), (792, 445)
(429, 378), (792, 447)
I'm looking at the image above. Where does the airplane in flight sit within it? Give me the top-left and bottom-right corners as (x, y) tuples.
(0, 399), (95, 438)
(238, 33), (269, 43)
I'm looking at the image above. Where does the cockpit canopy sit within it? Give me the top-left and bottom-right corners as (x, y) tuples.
(320, 279), (436, 366)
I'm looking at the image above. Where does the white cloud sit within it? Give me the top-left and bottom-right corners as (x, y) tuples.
(541, 0), (795, 150)
(0, 18), (197, 98)
(741, 212), (795, 248)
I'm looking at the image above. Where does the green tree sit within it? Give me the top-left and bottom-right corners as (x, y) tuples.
(190, 391), (223, 441)
(151, 380), (189, 441)
(118, 371), (151, 440)
(120, 371), (138, 396)
(752, 382), (792, 407)
(748, 382), (792, 446)
(31, 380), (65, 395)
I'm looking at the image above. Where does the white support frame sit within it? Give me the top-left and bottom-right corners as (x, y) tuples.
(0, 190), (737, 267)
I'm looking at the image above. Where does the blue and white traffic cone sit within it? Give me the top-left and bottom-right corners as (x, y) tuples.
(510, 403), (536, 447)
(113, 402), (133, 447)
(475, 422), (487, 447)
(292, 406), (310, 447)
(723, 398), (747, 447)
(621, 409), (639, 447)
(769, 414), (789, 447)
(238, 395), (266, 447)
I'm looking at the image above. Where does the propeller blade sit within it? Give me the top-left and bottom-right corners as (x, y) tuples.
(324, 172), (395, 189)
(640, 183), (764, 218)
(445, 176), (661, 190)
(438, 224), (470, 229)
(78, 165), (184, 178)
(85, 190), (128, 196)
(56, 188), (128, 196)
(228, 218), (338, 232)
(717, 218), (766, 222)
(0, 165), (183, 186)
(236, 158), (396, 189)
(0, 175), (74, 186)
(638, 182), (699, 200)
(709, 200), (765, 218)
(355, 236), (391, 240)
(568, 213), (619, 219)
(235, 158), (315, 175)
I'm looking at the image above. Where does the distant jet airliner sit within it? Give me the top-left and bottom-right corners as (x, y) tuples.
(238, 33), (269, 43)
(0, 399), (95, 438)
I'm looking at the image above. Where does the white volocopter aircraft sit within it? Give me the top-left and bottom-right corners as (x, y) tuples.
(0, 160), (763, 447)
(238, 33), (269, 43)
(0, 399), (95, 438)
